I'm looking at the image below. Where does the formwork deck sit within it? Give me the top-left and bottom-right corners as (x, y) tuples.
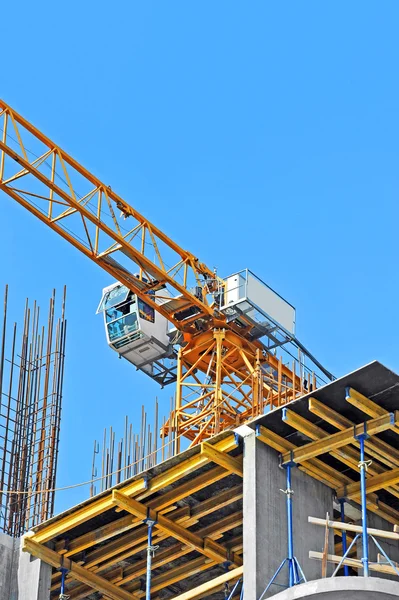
(28, 430), (244, 600)
(26, 360), (399, 599)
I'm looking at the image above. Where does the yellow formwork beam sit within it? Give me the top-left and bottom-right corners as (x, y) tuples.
(283, 408), (399, 500)
(257, 424), (398, 525)
(31, 477), (147, 545)
(200, 443), (243, 477)
(82, 507), (191, 570)
(77, 491), (241, 572)
(309, 397), (399, 469)
(55, 514), (135, 556)
(63, 511), (243, 599)
(337, 467), (399, 500)
(79, 488), (242, 572)
(170, 566), (243, 600)
(308, 397), (353, 430)
(134, 556), (216, 597)
(59, 465), (231, 557)
(22, 536), (138, 600)
(32, 434), (236, 545)
(257, 425), (354, 489)
(111, 490), (242, 567)
(345, 387), (387, 418)
(280, 412), (398, 466)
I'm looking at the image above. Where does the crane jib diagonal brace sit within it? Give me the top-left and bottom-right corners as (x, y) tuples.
(0, 143), (211, 299)
(0, 101), (221, 330)
(0, 99), (329, 447)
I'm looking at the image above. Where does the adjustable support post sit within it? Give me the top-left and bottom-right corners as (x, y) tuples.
(330, 416), (399, 579)
(286, 463), (295, 586)
(259, 457), (306, 598)
(358, 433), (369, 577)
(223, 561), (232, 599)
(332, 428), (371, 577)
(338, 498), (349, 577)
(144, 512), (158, 600)
(226, 577), (243, 600)
(59, 567), (69, 600)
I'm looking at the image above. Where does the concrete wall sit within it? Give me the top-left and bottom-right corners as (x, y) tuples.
(0, 532), (17, 599)
(0, 534), (51, 600)
(243, 432), (334, 599)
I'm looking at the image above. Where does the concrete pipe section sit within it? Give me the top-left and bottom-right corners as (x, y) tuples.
(270, 577), (399, 599)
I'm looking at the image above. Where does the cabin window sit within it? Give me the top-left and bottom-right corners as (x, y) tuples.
(138, 299), (155, 323)
(107, 312), (139, 342)
(105, 298), (136, 323)
(97, 285), (130, 313)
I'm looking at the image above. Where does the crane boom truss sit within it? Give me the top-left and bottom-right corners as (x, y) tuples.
(0, 100), (330, 447)
(0, 100), (222, 332)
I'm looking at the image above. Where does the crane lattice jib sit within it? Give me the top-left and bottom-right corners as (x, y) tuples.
(0, 100), (326, 447)
(0, 99), (222, 333)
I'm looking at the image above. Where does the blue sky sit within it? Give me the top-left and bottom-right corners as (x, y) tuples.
(1, 1), (398, 513)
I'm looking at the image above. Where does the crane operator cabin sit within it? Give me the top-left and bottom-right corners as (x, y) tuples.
(97, 270), (301, 386)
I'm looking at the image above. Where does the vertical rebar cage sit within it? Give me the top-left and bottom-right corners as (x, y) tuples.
(0, 285), (66, 537)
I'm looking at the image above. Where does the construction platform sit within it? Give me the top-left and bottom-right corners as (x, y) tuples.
(17, 360), (399, 599)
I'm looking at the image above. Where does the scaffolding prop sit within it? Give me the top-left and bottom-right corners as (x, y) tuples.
(143, 511), (158, 600)
(259, 457), (306, 598)
(309, 409), (399, 578)
(330, 425), (399, 578)
(338, 498), (349, 577)
(226, 577), (244, 600)
(58, 566), (69, 600)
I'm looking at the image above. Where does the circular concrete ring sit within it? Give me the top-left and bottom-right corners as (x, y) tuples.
(270, 576), (399, 599)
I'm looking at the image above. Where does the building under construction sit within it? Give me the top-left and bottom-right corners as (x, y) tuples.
(0, 100), (399, 600)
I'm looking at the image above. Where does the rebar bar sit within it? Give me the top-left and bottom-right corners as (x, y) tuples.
(90, 397), (170, 496)
(0, 285), (66, 536)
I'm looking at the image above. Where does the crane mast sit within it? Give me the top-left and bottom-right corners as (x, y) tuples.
(0, 100), (332, 450)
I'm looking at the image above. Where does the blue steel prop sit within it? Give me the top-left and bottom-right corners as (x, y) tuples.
(226, 577), (243, 599)
(332, 420), (399, 578)
(223, 562), (232, 598)
(59, 567), (69, 600)
(143, 512), (158, 600)
(359, 433), (370, 576)
(259, 459), (306, 599)
(338, 498), (349, 577)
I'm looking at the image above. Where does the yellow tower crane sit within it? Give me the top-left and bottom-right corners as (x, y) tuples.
(0, 100), (333, 452)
